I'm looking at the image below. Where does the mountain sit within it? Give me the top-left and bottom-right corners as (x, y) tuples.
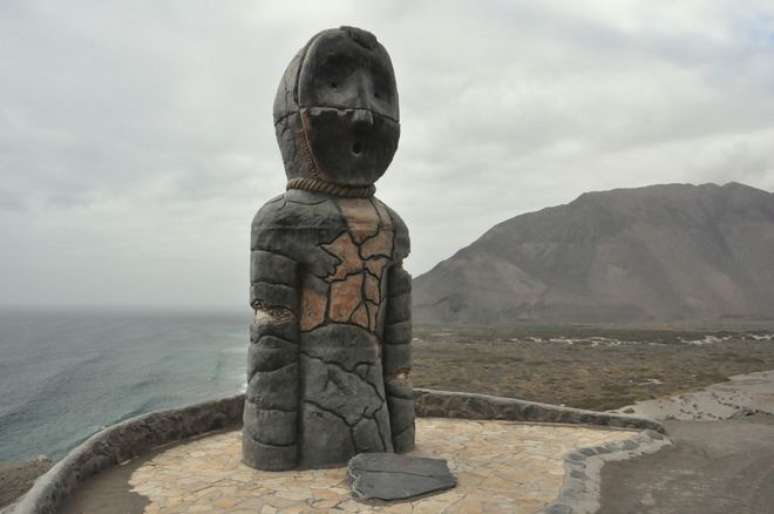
(413, 182), (774, 324)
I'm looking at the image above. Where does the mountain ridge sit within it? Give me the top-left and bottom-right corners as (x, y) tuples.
(413, 182), (774, 324)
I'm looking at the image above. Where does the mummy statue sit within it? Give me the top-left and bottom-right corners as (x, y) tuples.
(242, 26), (415, 470)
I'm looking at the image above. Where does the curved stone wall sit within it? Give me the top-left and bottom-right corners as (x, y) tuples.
(5, 390), (663, 514)
(541, 429), (670, 514)
(5, 396), (244, 514)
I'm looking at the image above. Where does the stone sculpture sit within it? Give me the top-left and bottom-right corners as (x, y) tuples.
(243, 26), (415, 470)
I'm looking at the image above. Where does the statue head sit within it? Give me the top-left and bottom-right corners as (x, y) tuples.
(274, 26), (399, 189)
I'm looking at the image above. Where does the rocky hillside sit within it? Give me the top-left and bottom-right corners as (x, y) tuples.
(413, 183), (774, 324)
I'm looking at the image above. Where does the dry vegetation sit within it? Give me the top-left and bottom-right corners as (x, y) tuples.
(411, 324), (774, 411)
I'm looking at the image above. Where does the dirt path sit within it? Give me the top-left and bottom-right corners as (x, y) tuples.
(599, 415), (774, 514)
(599, 370), (774, 514)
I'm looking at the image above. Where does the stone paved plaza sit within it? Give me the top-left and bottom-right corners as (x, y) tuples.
(79, 418), (640, 514)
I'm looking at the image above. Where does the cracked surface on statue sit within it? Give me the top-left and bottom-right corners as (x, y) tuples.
(242, 26), (415, 470)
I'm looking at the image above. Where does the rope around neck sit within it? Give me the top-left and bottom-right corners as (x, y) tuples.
(286, 177), (375, 198)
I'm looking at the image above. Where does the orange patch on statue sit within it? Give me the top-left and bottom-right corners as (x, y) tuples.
(364, 274), (380, 304)
(318, 202), (397, 333)
(350, 303), (369, 329)
(322, 232), (362, 281)
(329, 273), (363, 322)
(338, 199), (380, 243)
(300, 287), (327, 331)
(361, 230), (393, 259)
(365, 257), (389, 279)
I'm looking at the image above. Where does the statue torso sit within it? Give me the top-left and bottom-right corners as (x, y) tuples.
(251, 189), (409, 464)
(252, 189), (408, 338)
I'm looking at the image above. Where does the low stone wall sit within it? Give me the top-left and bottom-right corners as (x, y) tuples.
(5, 396), (244, 514)
(415, 389), (665, 433)
(5, 390), (663, 514)
(542, 429), (671, 514)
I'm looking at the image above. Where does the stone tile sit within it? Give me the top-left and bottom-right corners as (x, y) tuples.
(121, 419), (637, 513)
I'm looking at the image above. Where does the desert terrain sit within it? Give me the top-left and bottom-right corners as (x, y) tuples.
(412, 324), (774, 411)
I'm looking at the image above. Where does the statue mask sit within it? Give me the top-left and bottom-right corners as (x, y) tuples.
(274, 26), (400, 187)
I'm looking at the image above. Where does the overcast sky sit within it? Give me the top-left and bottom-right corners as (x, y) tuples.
(1, 1), (773, 309)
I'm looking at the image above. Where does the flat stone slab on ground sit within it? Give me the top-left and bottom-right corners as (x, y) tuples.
(348, 453), (456, 501)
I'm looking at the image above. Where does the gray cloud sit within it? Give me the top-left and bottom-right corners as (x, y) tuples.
(0, 189), (25, 212)
(1, 0), (773, 307)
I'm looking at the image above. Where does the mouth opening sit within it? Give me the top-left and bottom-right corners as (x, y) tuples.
(352, 142), (363, 155)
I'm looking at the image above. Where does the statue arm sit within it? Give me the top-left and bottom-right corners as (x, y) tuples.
(382, 263), (416, 452)
(242, 248), (300, 470)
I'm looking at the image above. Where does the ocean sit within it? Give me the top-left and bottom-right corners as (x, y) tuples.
(0, 307), (248, 462)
